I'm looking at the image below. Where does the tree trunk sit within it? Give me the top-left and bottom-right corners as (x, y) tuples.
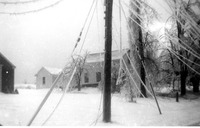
(177, 20), (187, 96)
(191, 76), (200, 93)
(180, 68), (187, 95)
(78, 78), (81, 91)
(140, 62), (147, 97)
(138, 25), (147, 97)
(135, 1), (147, 98)
(172, 76), (175, 91)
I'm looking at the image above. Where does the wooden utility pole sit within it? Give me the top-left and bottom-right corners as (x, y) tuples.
(103, 0), (113, 123)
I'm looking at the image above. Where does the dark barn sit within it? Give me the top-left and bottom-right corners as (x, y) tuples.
(0, 53), (15, 93)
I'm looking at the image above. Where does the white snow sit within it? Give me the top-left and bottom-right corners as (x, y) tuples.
(15, 84), (36, 89)
(0, 86), (200, 126)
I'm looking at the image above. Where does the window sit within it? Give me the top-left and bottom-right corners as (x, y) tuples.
(96, 72), (101, 82)
(84, 73), (89, 83)
(42, 77), (46, 85)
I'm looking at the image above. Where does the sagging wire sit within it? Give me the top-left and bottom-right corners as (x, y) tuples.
(27, 0), (98, 126)
(0, 0), (63, 15)
(79, 0), (98, 54)
(112, 32), (157, 108)
(120, 1), (164, 114)
(121, 1), (169, 118)
(147, 0), (200, 59)
(72, 0), (97, 54)
(165, 32), (200, 61)
(165, 0), (200, 39)
(124, 0), (200, 61)
(113, 5), (157, 107)
(160, 36), (200, 76)
(0, 0), (41, 4)
(122, 0), (200, 76)
(120, 1), (155, 98)
(41, 67), (77, 126)
(89, 0), (104, 126)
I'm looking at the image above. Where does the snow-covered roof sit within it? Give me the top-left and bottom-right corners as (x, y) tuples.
(86, 49), (129, 63)
(43, 67), (62, 75)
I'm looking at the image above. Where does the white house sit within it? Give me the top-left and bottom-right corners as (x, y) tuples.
(80, 49), (130, 87)
(35, 67), (62, 89)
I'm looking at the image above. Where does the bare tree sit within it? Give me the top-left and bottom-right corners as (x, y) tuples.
(72, 52), (88, 91)
(128, 0), (160, 97)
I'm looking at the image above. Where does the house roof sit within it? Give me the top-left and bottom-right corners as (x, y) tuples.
(86, 49), (129, 63)
(35, 66), (62, 76)
(0, 52), (16, 68)
(43, 67), (62, 75)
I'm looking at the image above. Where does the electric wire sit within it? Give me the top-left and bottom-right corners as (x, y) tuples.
(163, 43), (200, 68)
(119, 1), (165, 114)
(124, 0), (200, 60)
(160, 36), (200, 75)
(165, 32), (200, 61)
(120, 2), (168, 118)
(112, 33), (157, 108)
(120, 2), (155, 98)
(125, 0), (200, 61)
(165, 0), (200, 38)
(79, 0), (97, 54)
(0, 0), (63, 15)
(72, 0), (97, 54)
(0, 0), (41, 4)
(112, 23), (156, 107)
(121, 0), (200, 78)
(90, 0), (104, 126)
(41, 67), (77, 126)
(41, 3), (97, 122)
(28, 0), (98, 125)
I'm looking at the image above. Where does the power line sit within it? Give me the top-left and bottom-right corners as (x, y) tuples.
(120, 1), (155, 98)
(0, 0), (63, 15)
(165, 44), (200, 75)
(0, 0), (41, 5)
(124, 0), (200, 85)
(119, 1), (164, 114)
(27, 0), (98, 125)
(122, 0), (200, 74)
(72, 0), (97, 54)
(165, 32), (200, 61)
(38, 0), (99, 125)
(112, 34), (157, 108)
(123, 0), (200, 61)
(79, 0), (97, 54)
(41, 67), (77, 126)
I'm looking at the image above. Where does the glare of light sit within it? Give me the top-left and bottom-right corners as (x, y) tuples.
(148, 21), (165, 32)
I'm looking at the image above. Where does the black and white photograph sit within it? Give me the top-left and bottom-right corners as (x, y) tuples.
(0, 0), (200, 126)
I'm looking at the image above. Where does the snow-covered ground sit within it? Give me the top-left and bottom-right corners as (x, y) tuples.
(15, 84), (36, 89)
(0, 86), (200, 126)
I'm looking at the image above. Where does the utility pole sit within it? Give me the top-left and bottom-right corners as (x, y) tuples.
(103, 0), (113, 123)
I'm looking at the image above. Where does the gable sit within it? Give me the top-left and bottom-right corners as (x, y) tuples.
(44, 67), (62, 75)
(86, 49), (129, 63)
(35, 67), (62, 77)
(0, 52), (16, 69)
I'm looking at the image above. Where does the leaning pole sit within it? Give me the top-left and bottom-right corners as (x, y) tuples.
(103, 0), (113, 123)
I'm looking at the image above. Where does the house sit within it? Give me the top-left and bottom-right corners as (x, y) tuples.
(80, 49), (130, 87)
(35, 67), (62, 89)
(34, 50), (130, 89)
(0, 52), (16, 93)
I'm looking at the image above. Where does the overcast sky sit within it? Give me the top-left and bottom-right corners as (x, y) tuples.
(0, 0), (171, 84)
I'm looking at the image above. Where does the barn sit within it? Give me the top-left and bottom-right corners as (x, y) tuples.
(35, 67), (62, 89)
(0, 52), (16, 93)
